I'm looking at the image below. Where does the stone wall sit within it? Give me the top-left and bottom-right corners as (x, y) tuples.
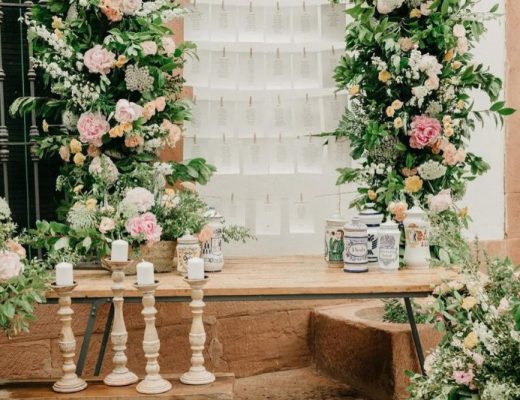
(0, 299), (349, 380)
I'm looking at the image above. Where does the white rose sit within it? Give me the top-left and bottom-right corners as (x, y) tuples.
(457, 37), (468, 55)
(161, 36), (176, 56)
(453, 24), (466, 38)
(121, 0), (141, 14)
(122, 187), (155, 212)
(0, 251), (23, 281)
(99, 217), (116, 234)
(425, 73), (440, 90)
(428, 189), (452, 213)
(114, 99), (143, 123)
(420, 1), (433, 16)
(376, 0), (403, 14)
(141, 41), (158, 56)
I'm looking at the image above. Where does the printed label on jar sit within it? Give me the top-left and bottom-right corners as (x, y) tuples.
(344, 236), (368, 264)
(405, 225), (429, 248)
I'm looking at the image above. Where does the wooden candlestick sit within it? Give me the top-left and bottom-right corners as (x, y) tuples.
(181, 277), (215, 385)
(103, 259), (138, 386)
(51, 283), (87, 393)
(133, 281), (172, 394)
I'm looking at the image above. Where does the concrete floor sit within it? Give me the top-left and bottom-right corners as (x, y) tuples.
(234, 368), (368, 400)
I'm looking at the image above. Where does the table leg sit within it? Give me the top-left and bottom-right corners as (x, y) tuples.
(404, 297), (426, 375)
(94, 302), (114, 376)
(76, 299), (103, 377)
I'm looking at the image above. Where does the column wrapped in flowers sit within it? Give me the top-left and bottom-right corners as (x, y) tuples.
(328, 0), (513, 262)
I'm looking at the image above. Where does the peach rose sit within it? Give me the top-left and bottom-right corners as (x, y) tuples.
(124, 135), (144, 148)
(389, 201), (408, 222)
(59, 146), (70, 162)
(197, 225), (214, 243)
(0, 251), (23, 281)
(7, 240), (26, 259)
(143, 101), (156, 120)
(161, 119), (182, 146)
(155, 96), (166, 112)
(87, 144), (101, 157)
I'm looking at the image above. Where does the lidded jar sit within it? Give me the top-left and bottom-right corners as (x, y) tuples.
(403, 205), (431, 269)
(324, 211), (347, 266)
(343, 216), (369, 273)
(377, 218), (401, 271)
(176, 232), (201, 275)
(358, 203), (384, 263)
(202, 207), (224, 272)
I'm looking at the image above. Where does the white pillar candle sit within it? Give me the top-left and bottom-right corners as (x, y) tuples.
(137, 261), (155, 285)
(111, 240), (129, 262)
(187, 258), (205, 280)
(55, 262), (74, 286)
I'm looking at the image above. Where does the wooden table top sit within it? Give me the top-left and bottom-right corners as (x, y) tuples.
(47, 256), (457, 299)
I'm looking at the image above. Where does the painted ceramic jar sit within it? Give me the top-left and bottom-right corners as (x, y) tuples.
(358, 204), (384, 263)
(377, 219), (401, 271)
(324, 212), (347, 267)
(343, 216), (368, 273)
(403, 206), (431, 269)
(176, 232), (201, 275)
(202, 208), (224, 272)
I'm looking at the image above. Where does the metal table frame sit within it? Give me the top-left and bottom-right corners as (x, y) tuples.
(46, 291), (427, 377)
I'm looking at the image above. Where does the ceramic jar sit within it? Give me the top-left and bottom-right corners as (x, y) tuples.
(358, 204), (384, 263)
(176, 233), (201, 275)
(202, 208), (224, 272)
(343, 216), (369, 273)
(377, 219), (401, 271)
(403, 205), (431, 269)
(324, 212), (346, 267)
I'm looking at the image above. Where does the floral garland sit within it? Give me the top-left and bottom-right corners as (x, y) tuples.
(329, 0), (513, 262)
(11, 0), (218, 258)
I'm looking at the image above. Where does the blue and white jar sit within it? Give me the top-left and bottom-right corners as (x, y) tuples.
(377, 219), (400, 271)
(202, 208), (224, 272)
(358, 204), (384, 264)
(343, 216), (368, 273)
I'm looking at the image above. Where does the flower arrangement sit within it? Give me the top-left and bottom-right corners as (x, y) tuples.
(0, 197), (49, 336)
(9, 0), (226, 258)
(407, 251), (520, 399)
(328, 0), (513, 262)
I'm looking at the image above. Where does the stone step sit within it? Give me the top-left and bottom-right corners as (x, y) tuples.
(310, 301), (442, 400)
(0, 373), (234, 400)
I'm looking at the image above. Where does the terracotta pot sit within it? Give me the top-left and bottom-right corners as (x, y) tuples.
(101, 240), (177, 275)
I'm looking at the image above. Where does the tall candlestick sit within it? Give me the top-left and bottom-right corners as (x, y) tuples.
(134, 282), (172, 394)
(111, 240), (129, 262)
(181, 277), (215, 385)
(55, 262), (73, 286)
(187, 258), (205, 280)
(103, 258), (138, 386)
(137, 261), (154, 285)
(51, 283), (87, 393)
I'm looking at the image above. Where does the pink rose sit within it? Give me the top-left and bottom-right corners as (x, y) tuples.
(452, 369), (474, 386)
(389, 201), (408, 222)
(125, 212), (162, 244)
(428, 189), (452, 213)
(161, 37), (176, 56)
(197, 225), (214, 243)
(121, 0), (141, 14)
(161, 119), (182, 146)
(84, 45), (116, 75)
(6, 240), (26, 259)
(155, 96), (166, 112)
(100, 0), (123, 22)
(0, 251), (23, 281)
(442, 143), (466, 166)
(77, 112), (110, 147)
(141, 41), (158, 56)
(409, 115), (442, 149)
(114, 99), (143, 123)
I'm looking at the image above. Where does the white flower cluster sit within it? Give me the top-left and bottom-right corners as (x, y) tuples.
(121, 187), (155, 213)
(135, 0), (187, 21)
(124, 64), (154, 92)
(417, 160), (446, 180)
(25, 19), (74, 59)
(160, 189), (180, 209)
(88, 155), (120, 185)
(0, 197), (11, 220)
(406, 50), (443, 107)
(371, 56), (388, 72)
(67, 203), (97, 230)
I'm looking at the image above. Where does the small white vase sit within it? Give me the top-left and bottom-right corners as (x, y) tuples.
(403, 205), (430, 269)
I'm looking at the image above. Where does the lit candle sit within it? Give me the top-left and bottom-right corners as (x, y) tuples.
(55, 262), (74, 286)
(187, 258), (205, 280)
(111, 240), (129, 262)
(137, 261), (155, 285)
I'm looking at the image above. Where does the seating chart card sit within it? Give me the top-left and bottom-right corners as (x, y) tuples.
(265, 4), (291, 43)
(289, 199), (315, 233)
(255, 198), (282, 235)
(292, 3), (318, 43)
(210, 2), (237, 42)
(238, 3), (265, 42)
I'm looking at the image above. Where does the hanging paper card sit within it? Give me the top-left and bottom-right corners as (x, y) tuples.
(255, 199), (281, 235)
(212, 138), (241, 175)
(321, 49), (341, 88)
(184, 136), (203, 159)
(209, 98), (236, 138)
(294, 96), (321, 135)
(322, 93), (347, 131)
(210, 50), (238, 89)
(184, 49), (211, 87)
(292, 50), (319, 89)
(221, 199), (246, 226)
(184, 3), (210, 41)
(297, 137), (324, 173)
(268, 137), (295, 174)
(242, 138), (269, 175)
(265, 96), (293, 137)
(265, 50), (292, 89)
(328, 137), (351, 168)
(210, 3), (237, 42)
(238, 3), (264, 42)
(289, 201), (314, 233)
(237, 98), (264, 138)
(265, 5), (291, 43)
(320, 3), (346, 41)
(238, 51), (265, 89)
(185, 98), (209, 137)
(292, 4), (318, 43)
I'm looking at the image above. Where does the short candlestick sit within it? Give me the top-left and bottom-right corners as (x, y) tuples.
(103, 258), (138, 386)
(51, 283), (87, 393)
(133, 281), (172, 394)
(181, 277), (215, 385)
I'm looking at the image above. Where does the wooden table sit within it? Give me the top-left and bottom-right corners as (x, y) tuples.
(46, 256), (457, 377)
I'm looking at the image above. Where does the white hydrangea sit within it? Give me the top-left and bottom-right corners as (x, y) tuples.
(417, 160), (447, 180)
(153, 162), (172, 176)
(122, 187), (155, 212)
(88, 155), (119, 185)
(426, 101), (443, 116)
(0, 197), (11, 220)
